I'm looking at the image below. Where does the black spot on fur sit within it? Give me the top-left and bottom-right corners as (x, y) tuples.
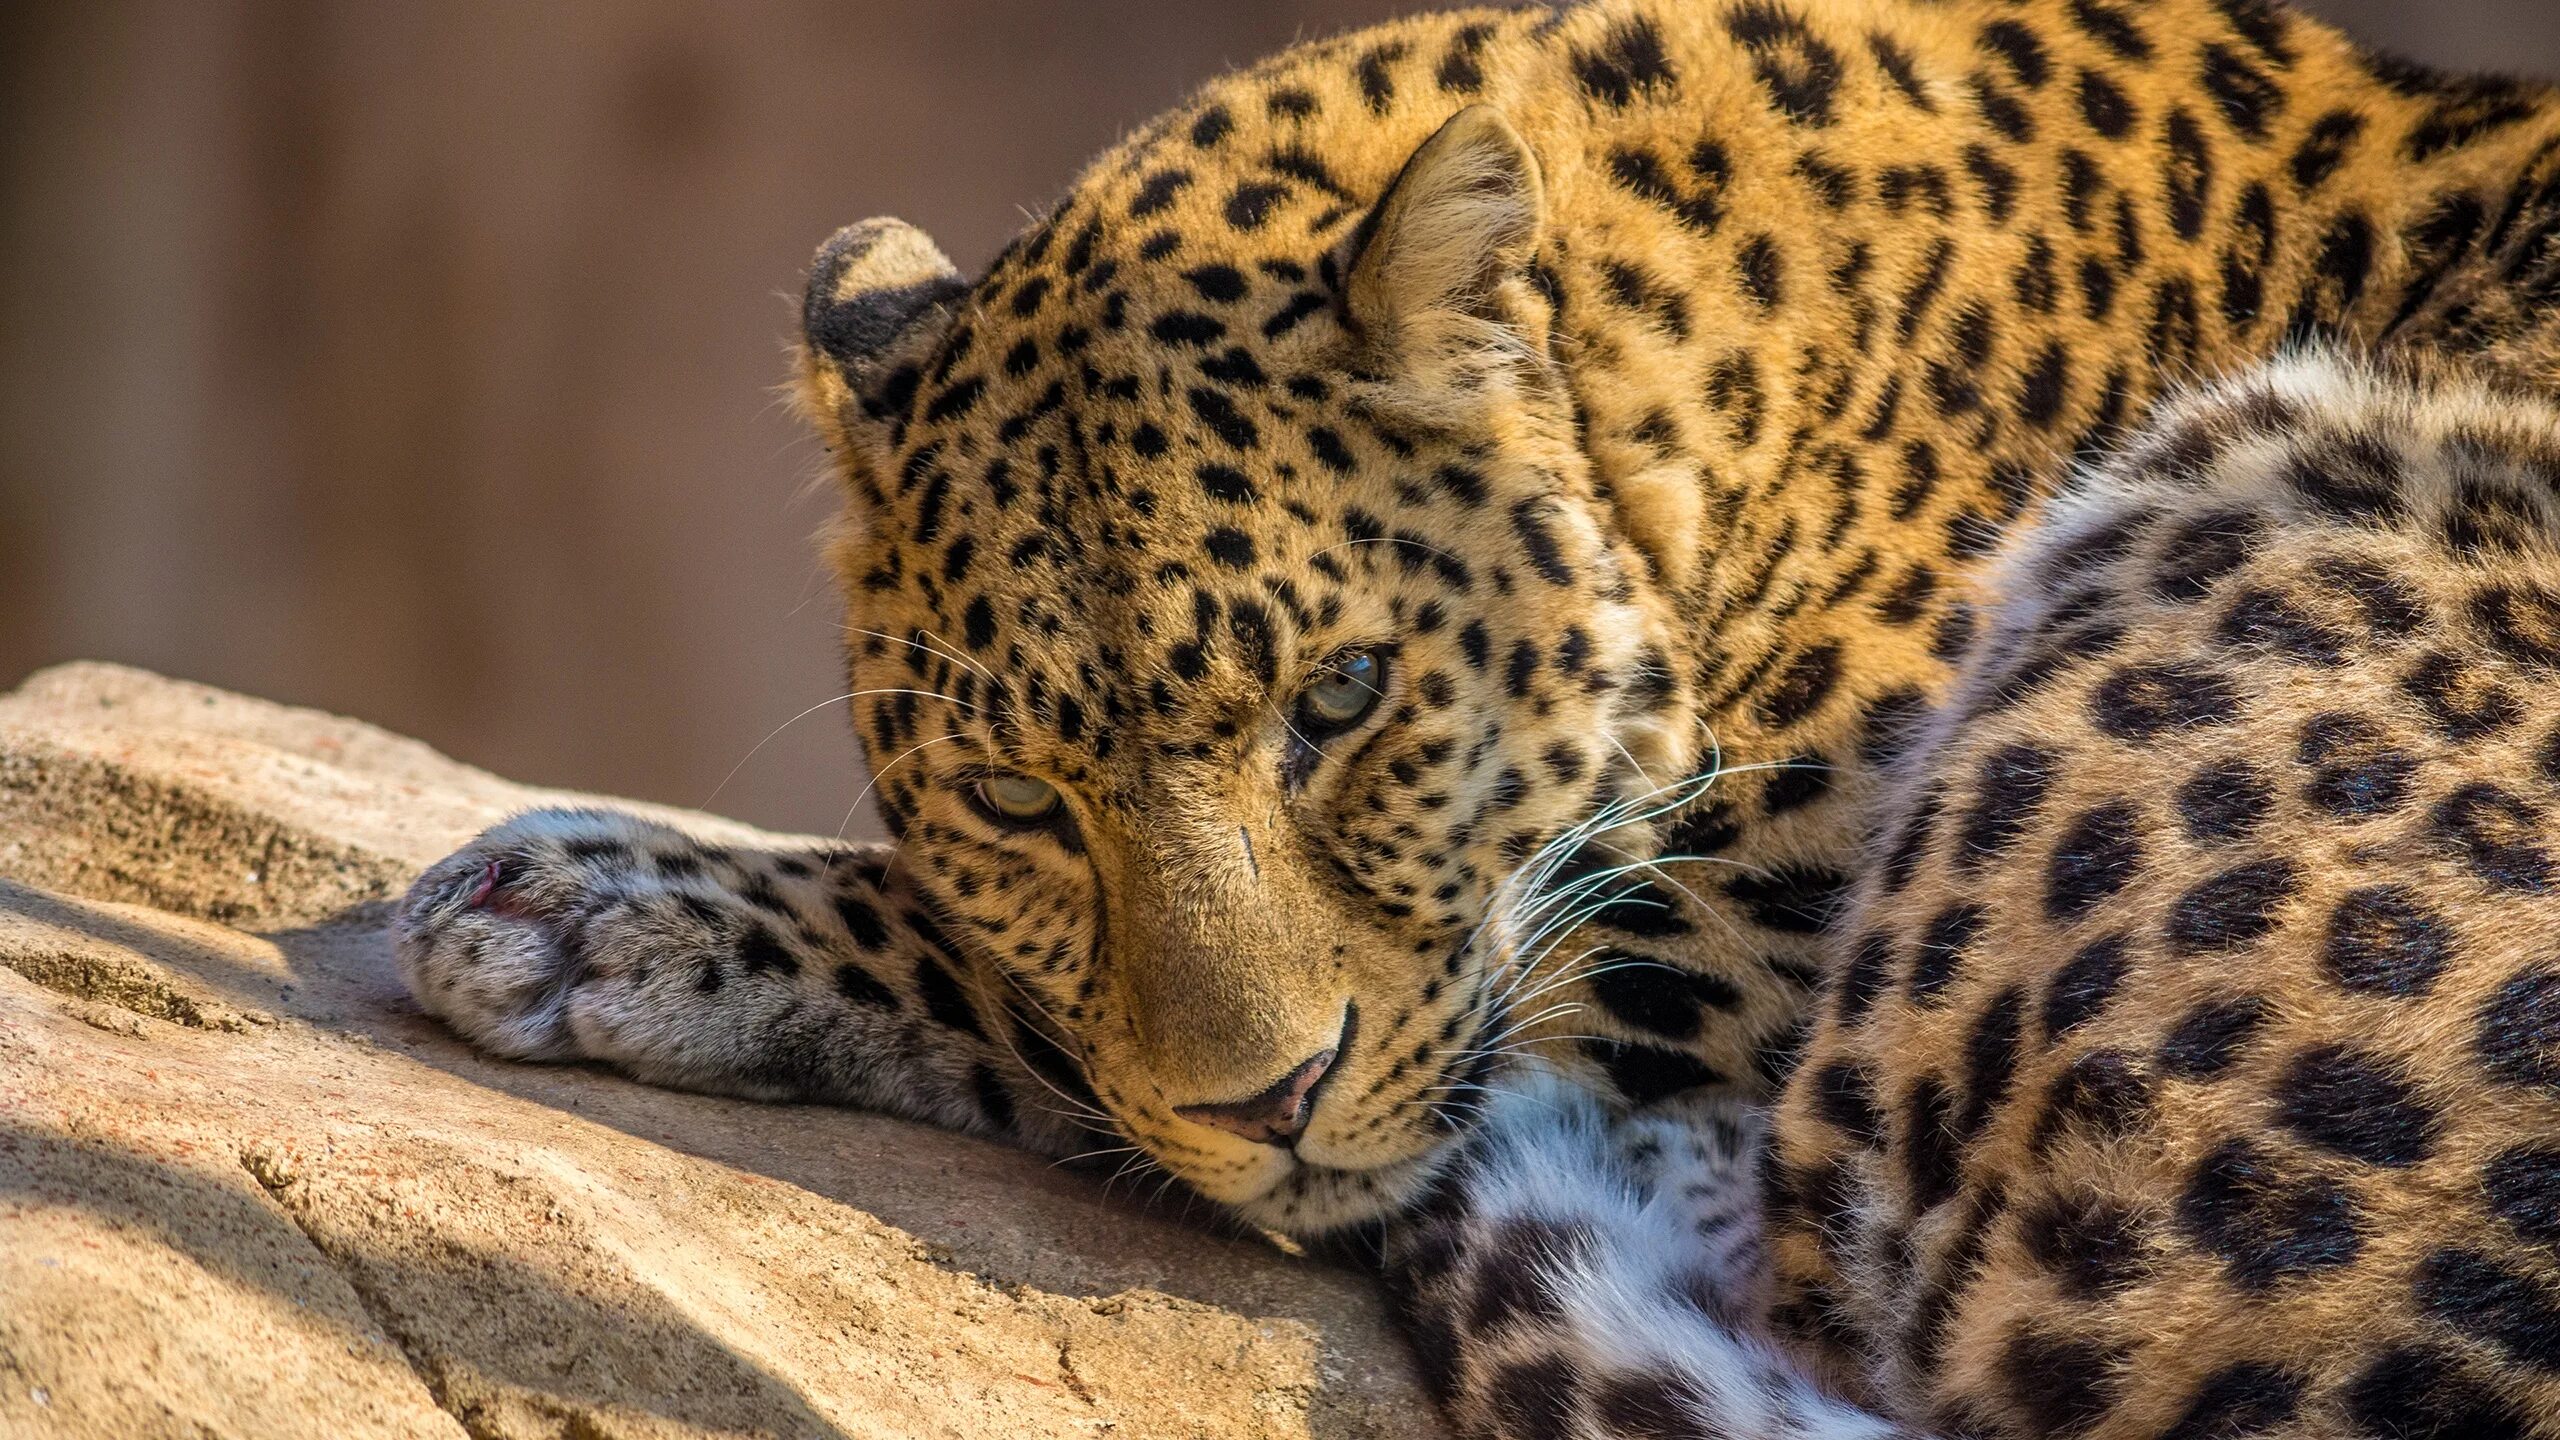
(2275, 1043), (2440, 1167)
(1979, 19), (2048, 87)
(1188, 106), (1233, 149)
(1592, 1372), (1710, 1438)
(1723, 865), (1851, 934)
(1957, 743), (2057, 869)
(1486, 1354), (1585, 1435)
(1436, 22), (1494, 95)
(1813, 1060), (1887, 1145)
(2022, 1192), (2149, 1299)
(2176, 759), (2274, 842)
(2217, 586), (2347, 666)
(2178, 1137), (2363, 1292)
(1203, 528), (1256, 569)
(2297, 712), (2419, 819)
(2164, 109), (2214, 242)
(1181, 263), (1248, 303)
(971, 1064), (1016, 1133)
(1760, 755), (1832, 816)
(2079, 67), (2135, 138)
(737, 923), (798, 977)
(1354, 41), (1406, 114)
(2414, 1249), (2560, 1370)
(1225, 181), (1290, 230)
(1854, 686), (1932, 769)
(1868, 32), (1933, 109)
(2044, 934), (2131, 1040)
(1880, 785), (1945, 896)
(1590, 880), (1695, 940)
(833, 962), (899, 1010)
(1196, 463), (1255, 504)
(2044, 801), (2146, 922)
(1836, 931), (1894, 1028)
(2159, 995), (2268, 1078)
(1306, 427), (1356, 476)
(2291, 109), (2364, 189)
(2486, 1145), (2560, 1249)
(1957, 986), (2025, 1140)
(1755, 642), (1843, 729)
(1608, 145), (1725, 232)
(1129, 168), (1192, 217)
(1997, 1329), (2124, 1436)
(1910, 904), (1986, 1006)
(1511, 501), (1575, 586)
(2287, 433), (2402, 521)
(2092, 662), (2242, 741)
(2199, 42), (2282, 138)
(922, 376), (985, 425)
(834, 894), (893, 950)
(1583, 1037), (1722, 1105)
(1187, 387), (1259, 450)
(2323, 886), (2451, 997)
(2017, 340), (2067, 424)
(2158, 1363), (2303, 1440)
(1970, 71), (2037, 143)
(1738, 234), (1786, 306)
(1724, 3), (1841, 126)
(1590, 959), (1744, 1041)
(2070, 0), (2154, 61)
(2434, 783), (2554, 892)
(1903, 1074), (1962, 1211)
(1572, 15), (1678, 108)
(2343, 1347), (2531, 1440)
(915, 952), (985, 1040)
(2032, 1049), (2156, 1153)
(2165, 859), (2296, 954)
(2476, 967), (2560, 1096)
(2403, 650), (2522, 741)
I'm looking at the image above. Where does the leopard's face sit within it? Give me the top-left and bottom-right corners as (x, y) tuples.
(801, 108), (1695, 1229)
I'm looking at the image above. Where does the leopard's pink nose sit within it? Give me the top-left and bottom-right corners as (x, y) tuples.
(1175, 1046), (1338, 1146)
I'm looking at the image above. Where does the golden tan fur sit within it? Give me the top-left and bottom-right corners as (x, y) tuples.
(400, 2), (2560, 1433)
(785, 0), (2560, 1231)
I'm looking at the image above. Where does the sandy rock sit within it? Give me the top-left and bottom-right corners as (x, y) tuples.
(0, 662), (1437, 1440)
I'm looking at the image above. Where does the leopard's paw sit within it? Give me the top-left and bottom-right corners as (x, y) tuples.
(394, 808), (678, 1059)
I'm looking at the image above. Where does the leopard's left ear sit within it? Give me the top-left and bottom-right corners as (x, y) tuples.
(1343, 105), (1548, 377)
(797, 217), (967, 448)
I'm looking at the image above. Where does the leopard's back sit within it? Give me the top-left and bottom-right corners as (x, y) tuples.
(1763, 345), (2560, 1440)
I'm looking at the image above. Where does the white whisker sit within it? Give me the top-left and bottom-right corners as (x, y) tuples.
(839, 732), (973, 841)
(702, 687), (980, 811)
(1051, 1142), (1144, 1169)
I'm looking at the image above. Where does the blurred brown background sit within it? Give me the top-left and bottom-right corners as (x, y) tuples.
(5, 1), (2556, 840)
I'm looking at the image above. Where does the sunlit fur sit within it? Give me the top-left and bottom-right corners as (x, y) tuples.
(399, 6), (2560, 1433)
(785, 0), (2560, 1232)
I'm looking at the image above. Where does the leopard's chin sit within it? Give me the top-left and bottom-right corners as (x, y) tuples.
(1222, 1141), (1466, 1237)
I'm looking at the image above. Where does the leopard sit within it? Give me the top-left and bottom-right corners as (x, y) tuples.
(391, 0), (2560, 1435)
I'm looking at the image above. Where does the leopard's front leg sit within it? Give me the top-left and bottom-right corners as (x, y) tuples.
(395, 807), (1103, 1157)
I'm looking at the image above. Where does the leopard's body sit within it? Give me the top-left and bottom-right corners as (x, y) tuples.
(395, 2), (2560, 1435)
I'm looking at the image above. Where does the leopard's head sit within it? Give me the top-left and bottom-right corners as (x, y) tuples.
(798, 106), (1697, 1231)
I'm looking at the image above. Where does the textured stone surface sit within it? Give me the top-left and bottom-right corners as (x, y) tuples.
(0, 662), (1433, 1440)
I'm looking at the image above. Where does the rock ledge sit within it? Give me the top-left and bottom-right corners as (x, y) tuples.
(0, 662), (1432, 1440)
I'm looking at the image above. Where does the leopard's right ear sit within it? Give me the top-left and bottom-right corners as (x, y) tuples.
(796, 218), (967, 448)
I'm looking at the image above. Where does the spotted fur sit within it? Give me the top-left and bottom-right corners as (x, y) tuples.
(398, 2), (2560, 1435)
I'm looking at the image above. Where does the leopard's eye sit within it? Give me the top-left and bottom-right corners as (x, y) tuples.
(976, 774), (1062, 822)
(1297, 648), (1386, 733)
